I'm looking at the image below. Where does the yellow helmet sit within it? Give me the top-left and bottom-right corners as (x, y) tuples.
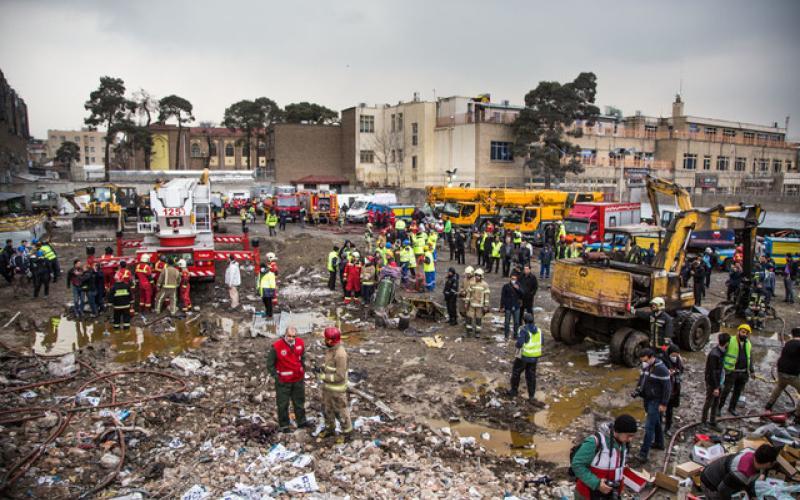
(737, 324), (752, 335)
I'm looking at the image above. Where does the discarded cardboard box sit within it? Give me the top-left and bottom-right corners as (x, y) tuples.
(782, 445), (800, 460)
(776, 454), (798, 478)
(676, 461), (704, 478)
(739, 437), (770, 450)
(654, 472), (679, 493)
(622, 467), (650, 493)
(692, 440), (725, 465)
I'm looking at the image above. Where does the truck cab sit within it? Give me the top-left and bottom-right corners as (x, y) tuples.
(500, 205), (567, 243)
(563, 202), (641, 244)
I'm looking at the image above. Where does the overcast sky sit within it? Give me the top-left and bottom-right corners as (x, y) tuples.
(2, 0), (799, 139)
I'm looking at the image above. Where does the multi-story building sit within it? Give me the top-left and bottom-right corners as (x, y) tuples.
(0, 69), (30, 182)
(46, 129), (108, 167)
(264, 123), (354, 185)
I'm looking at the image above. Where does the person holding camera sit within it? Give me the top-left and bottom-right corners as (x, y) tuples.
(631, 348), (672, 465)
(572, 414), (637, 500)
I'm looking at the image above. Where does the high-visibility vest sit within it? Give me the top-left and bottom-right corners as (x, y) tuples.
(327, 251), (338, 272)
(575, 432), (626, 500)
(135, 263), (151, 275)
(413, 234), (426, 255)
(258, 272), (276, 296)
(40, 244), (56, 261)
(513, 231), (522, 244)
(267, 214), (278, 227)
(423, 252), (435, 273)
(395, 219), (406, 231)
(521, 326), (542, 358)
(428, 232), (438, 246)
(406, 247), (417, 268)
(444, 220), (452, 234)
(479, 233), (488, 251)
(491, 241), (502, 258)
(723, 338), (751, 372)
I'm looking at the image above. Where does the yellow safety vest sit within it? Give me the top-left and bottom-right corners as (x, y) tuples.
(406, 247), (417, 268)
(257, 272), (276, 295)
(267, 215), (278, 227)
(491, 241), (502, 258)
(723, 338), (751, 372)
(521, 326), (542, 358)
(479, 234), (488, 251)
(327, 251), (338, 272)
(423, 252), (435, 273)
(41, 244), (56, 261)
(513, 231), (522, 244)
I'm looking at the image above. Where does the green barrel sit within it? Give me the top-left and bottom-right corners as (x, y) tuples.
(373, 277), (395, 309)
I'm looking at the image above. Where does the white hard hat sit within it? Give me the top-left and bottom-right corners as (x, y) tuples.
(178, 259), (187, 268)
(474, 268), (484, 277)
(650, 297), (665, 309)
(140, 253), (150, 263)
(266, 252), (276, 261)
(464, 266), (474, 275)
(352, 252), (360, 259)
(705, 247), (713, 254)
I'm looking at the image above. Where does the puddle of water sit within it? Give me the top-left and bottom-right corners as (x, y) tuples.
(457, 370), (502, 398)
(32, 316), (204, 363)
(424, 418), (571, 464)
(217, 317), (239, 337)
(532, 353), (640, 431)
(277, 311), (334, 337)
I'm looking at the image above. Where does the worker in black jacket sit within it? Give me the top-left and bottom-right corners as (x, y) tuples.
(632, 348), (672, 465)
(499, 273), (522, 339)
(634, 297), (674, 349)
(700, 444), (779, 500)
(108, 280), (133, 329)
(518, 264), (538, 318)
(702, 333), (730, 432)
(443, 268), (459, 326)
(765, 327), (800, 422)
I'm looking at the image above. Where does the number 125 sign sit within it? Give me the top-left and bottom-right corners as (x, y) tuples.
(163, 207), (185, 216)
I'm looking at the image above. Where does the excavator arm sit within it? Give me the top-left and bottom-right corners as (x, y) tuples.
(646, 175), (693, 226)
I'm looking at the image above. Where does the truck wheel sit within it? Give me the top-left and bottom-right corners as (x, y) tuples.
(550, 306), (567, 341)
(610, 327), (636, 365)
(622, 331), (649, 368)
(559, 309), (584, 345)
(678, 312), (712, 351)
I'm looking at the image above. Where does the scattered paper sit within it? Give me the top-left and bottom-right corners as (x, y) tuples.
(284, 473), (319, 493)
(180, 484), (210, 500)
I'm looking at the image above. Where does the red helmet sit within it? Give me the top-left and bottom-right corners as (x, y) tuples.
(324, 327), (341, 345)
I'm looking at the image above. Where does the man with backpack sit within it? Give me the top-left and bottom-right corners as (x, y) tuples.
(571, 414), (638, 500)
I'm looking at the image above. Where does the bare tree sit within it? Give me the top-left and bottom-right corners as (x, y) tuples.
(372, 130), (404, 186)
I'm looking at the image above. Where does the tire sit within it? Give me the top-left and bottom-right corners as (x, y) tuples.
(678, 312), (712, 352)
(559, 309), (584, 345)
(610, 327), (635, 365)
(550, 306), (567, 341)
(622, 331), (649, 367)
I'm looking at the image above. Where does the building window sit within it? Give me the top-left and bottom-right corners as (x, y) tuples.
(755, 158), (767, 172)
(74, 136), (80, 142)
(787, 160), (794, 171)
(257, 142), (266, 157)
(723, 129), (736, 139)
(209, 141), (217, 157)
(190, 143), (203, 158)
(716, 156), (729, 171)
(734, 157), (746, 171)
(411, 123), (418, 146)
(688, 124), (699, 133)
(89, 136), (95, 142)
(704, 127), (717, 138)
(644, 125), (657, 137)
(773, 159), (782, 173)
(90, 146), (95, 153)
(90, 157), (96, 163)
(397, 113), (403, 131)
(390, 114), (395, 132)
(59, 135), (66, 141)
(490, 141), (513, 161)
(225, 143), (234, 157)
(743, 131), (755, 144)
(397, 149), (403, 162)
(360, 150), (375, 163)
(412, 155), (417, 169)
(359, 115), (375, 133)
(703, 155), (711, 170)
(682, 153), (697, 170)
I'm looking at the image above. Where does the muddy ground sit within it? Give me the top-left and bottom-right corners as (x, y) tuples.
(0, 217), (798, 499)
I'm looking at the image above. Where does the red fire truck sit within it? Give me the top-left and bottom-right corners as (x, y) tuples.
(562, 202), (641, 244)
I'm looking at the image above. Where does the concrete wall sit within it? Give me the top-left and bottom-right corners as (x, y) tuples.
(475, 122), (526, 187)
(271, 124), (348, 183)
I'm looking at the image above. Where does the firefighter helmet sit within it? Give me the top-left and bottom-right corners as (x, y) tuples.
(324, 326), (341, 345)
(650, 297), (665, 310)
(140, 253), (151, 263)
(178, 259), (187, 268)
(474, 268), (484, 277)
(266, 252), (276, 262)
(464, 266), (474, 275)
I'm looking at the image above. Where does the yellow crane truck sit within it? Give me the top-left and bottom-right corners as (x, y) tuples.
(500, 190), (603, 243)
(550, 185), (761, 366)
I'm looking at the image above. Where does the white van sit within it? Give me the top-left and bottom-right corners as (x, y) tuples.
(346, 192), (398, 223)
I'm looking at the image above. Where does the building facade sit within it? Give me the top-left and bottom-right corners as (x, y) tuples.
(46, 129), (108, 168)
(0, 69), (30, 182)
(264, 123), (353, 185)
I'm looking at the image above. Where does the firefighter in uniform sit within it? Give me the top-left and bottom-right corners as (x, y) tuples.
(114, 260), (133, 284)
(153, 255), (167, 294)
(746, 275), (767, 329)
(634, 297), (674, 350)
(109, 280), (133, 329)
(155, 260), (181, 315)
(100, 247), (116, 291)
(178, 259), (192, 312)
(316, 327), (352, 443)
(459, 266), (475, 319)
(134, 254), (153, 311)
(266, 326), (308, 432)
(465, 268), (490, 338)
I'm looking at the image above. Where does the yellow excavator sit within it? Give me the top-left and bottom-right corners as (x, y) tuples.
(550, 176), (762, 366)
(61, 185), (141, 241)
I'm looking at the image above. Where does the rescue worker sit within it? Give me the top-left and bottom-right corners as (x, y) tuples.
(632, 348), (672, 465)
(240, 207), (248, 232)
(508, 313), (541, 401)
(634, 297), (674, 350)
(66, 259), (85, 319)
(690, 257), (706, 306)
(719, 324), (753, 416)
(39, 238), (60, 283)
(454, 229), (465, 265)
(412, 230), (426, 262)
(459, 266), (474, 320)
(427, 230), (439, 261)
(316, 327), (352, 443)
(663, 344), (684, 437)
(519, 264), (538, 318)
(108, 279), (133, 329)
(423, 245), (436, 292)
(700, 444), (779, 500)
(477, 230), (488, 267)
(266, 210), (278, 237)
(361, 256), (377, 304)
(765, 327), (800, 422)
(178, 259), (191, 313)
(404, 240), (417, 280)
(153, 255), (167, 292)
(364, 223), (374, 250)
(395, 216), (407, 243)
(701, 333), (730, 432)
(257, 264), (277, 318)
(224, 255), (241, 309)
(572, 415), (637, 500)
(134, 254), (153, 311)
(327, 246), (340, 291)
(443, 267), (459, 325)
(155, 260), (181, 315)
(726, 261), (744, 302)
(266, 325), (309, 432)
(489, 238), (502, 274)
(30, 250), (51, 298)
(745, 275), (767, 329)
(114, 260), (133, 286)
(343, 251), (362, 304)
(512, 229), (522, 250)
(465, 268), (490, 338)
(443, 216), (454, 260)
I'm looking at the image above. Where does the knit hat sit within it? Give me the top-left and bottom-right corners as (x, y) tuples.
(614, 414), (638, 434)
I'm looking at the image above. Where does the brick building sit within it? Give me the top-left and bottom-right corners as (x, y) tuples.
(264, 123), (354, 185)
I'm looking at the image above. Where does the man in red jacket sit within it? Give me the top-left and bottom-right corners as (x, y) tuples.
(266, 326), (309, 432)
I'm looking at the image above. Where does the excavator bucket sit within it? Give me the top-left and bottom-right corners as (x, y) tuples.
(71, 213), (121, 241)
